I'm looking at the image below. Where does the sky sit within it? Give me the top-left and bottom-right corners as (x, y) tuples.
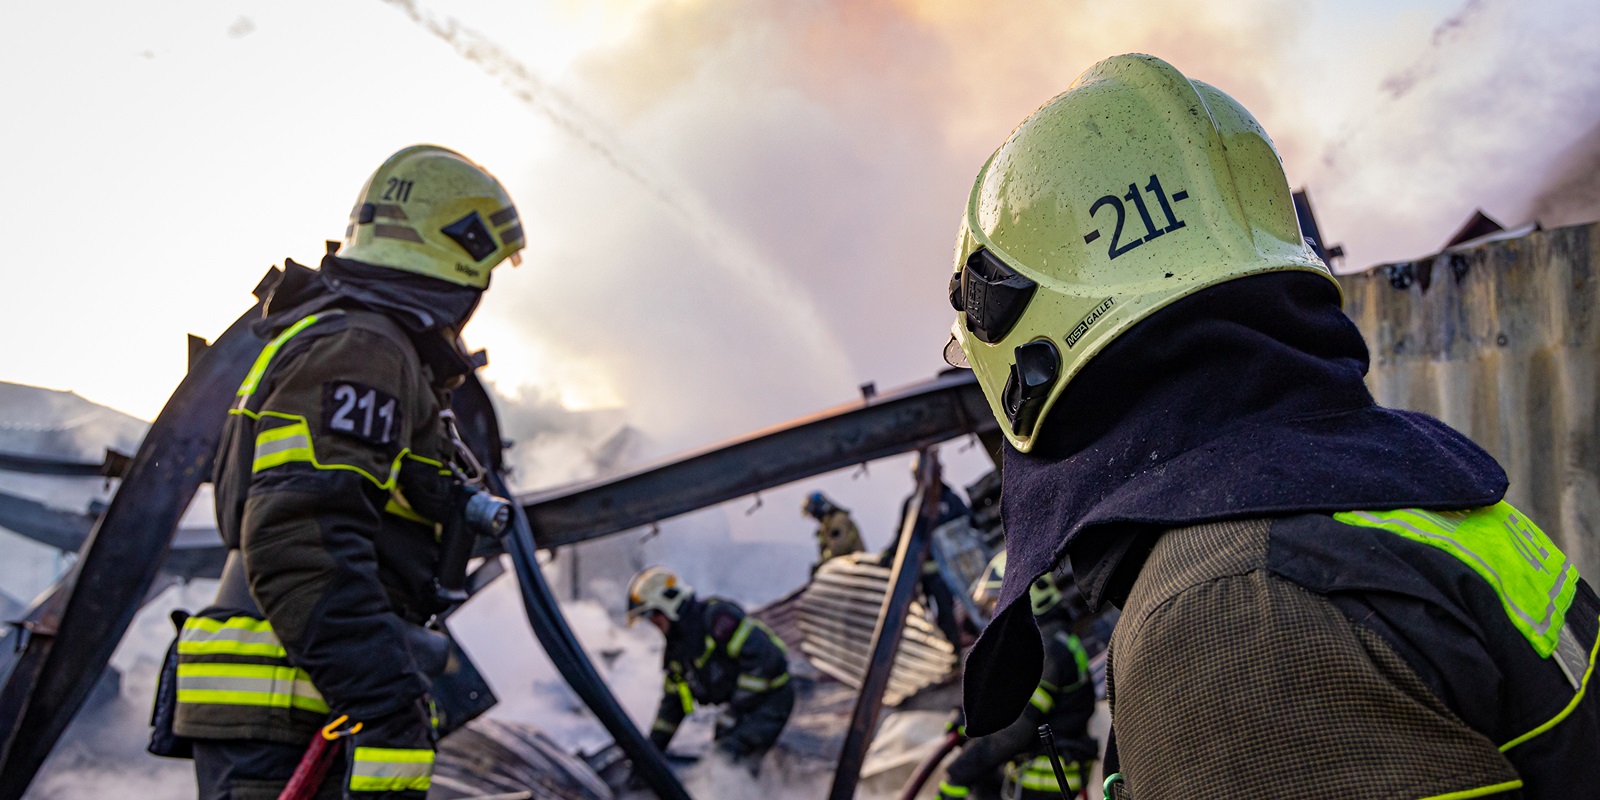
(2, 0), (1598, 487)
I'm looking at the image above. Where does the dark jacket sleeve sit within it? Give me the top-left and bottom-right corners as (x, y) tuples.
(1110, 570), (1520, 799)
(239, 327), (431, 723)
(711, 606), (789, 716)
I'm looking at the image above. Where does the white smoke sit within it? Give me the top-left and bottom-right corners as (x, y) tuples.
(1310, 0), (1600, 264)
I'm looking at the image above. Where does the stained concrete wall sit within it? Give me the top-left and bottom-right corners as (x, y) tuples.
(1337, 221), (1600, 581)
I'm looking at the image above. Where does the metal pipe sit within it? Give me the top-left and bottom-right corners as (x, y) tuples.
(899, 730), (962, 800)
(490, 469), (690, 800)
(826, 448), (942, 800)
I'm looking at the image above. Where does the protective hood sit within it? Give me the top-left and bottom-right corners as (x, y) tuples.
(961, 271), (1508, 736)
(250, 253), (480, 387)
(319, 253), (482, 333)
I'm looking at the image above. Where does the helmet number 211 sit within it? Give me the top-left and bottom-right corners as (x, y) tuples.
(1082, 174), (1188, 260)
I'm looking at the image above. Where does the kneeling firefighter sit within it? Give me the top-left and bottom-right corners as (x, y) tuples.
(153, 145), (523, 799)
(629, 568), (795, 775)
(939, 555), (1096, 800)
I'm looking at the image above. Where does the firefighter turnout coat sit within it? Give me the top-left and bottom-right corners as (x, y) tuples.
(648, 597), (795, 765)
(173, 305), (456, 797)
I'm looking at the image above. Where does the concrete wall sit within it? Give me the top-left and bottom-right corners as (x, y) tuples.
(1337, 221), (1600, 581)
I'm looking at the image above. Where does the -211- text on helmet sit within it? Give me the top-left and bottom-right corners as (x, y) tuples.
(340, 144), (525, 290)
(945, 54), (1339, 452)
(627, 567), (693, 624)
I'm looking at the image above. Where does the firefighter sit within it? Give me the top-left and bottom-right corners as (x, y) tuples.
(802, 490), (864, 566)
(947, 54), (1599, 797)
(938, 554), (1096, 800)
(167, 145), (524, 799)
(629, 567), (795, 775)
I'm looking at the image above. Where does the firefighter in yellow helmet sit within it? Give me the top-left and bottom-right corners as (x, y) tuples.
(802, 490), (865, 567)
(951, 55), (1599, 797)
(166, 145), (524, 799)
(628, 567), (794, 775)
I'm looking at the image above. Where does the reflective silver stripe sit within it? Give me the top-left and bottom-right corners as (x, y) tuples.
(736, 672), (790, 693)
(350, 747), (433, 792)
(176, 674), (323, 701)
(178, 617), (286, 657)
(1029, 687), (1054, 713)
(253, 431), (311, 461)
(1555, 623), (1589, 690)
(354, 761), (432, 779)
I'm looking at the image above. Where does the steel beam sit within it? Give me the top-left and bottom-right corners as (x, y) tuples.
(521, 371), (995, 548)
(827, 450), (942, 800)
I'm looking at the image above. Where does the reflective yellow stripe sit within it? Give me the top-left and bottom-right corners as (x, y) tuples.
(178, 616), (286, 658)
(252, 420), (314, 472)
(383, 496), (432, 525)
(1029, 687), (1054, 713)
(1419, 780), (1524, 799)
(676, 680), (694, 715)
(1066, 633), (1090, 688)
(229, 408), (437, 488)
(236, 314), (331, 401)
(695, 636), (716, 668)
(1015, 757), (1081, 792)
(938, 782), (970, 797)
(176, 663), (328, 714)
(728, 618), (756, 657)
(350, 746), (433, 792)
(652, 718), (679, 734)
(1335, 503), (1578, 657)
(727, 615), (786, 656)
(735, 671), (790, 693)
(1500, 613), (1600, 752)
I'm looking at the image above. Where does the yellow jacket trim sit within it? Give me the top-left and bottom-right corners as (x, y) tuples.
(1499, 612), (1600, 752)
(178, 615), (287, 658)
(937, 782), (970, 797)
(235, 313), (336, 402)
(1028, 686), (1054, 714)
(1334, 503), (1577, 657)
(1419, 780), (1524, 799)
(176, 662), (329, 714)
(383, 496), (433, 525)
(1015, 755), (1081, 791)
(350, 746), (434, 792)
(232, 408), (444, 489)
(251, 420), (315, 473)
(736, 672), (790, 693)
(728, 616), (787, 657)
(675, 679), (694, 715)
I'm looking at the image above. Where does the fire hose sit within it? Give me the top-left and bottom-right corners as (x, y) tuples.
(898, 730), (963, 800)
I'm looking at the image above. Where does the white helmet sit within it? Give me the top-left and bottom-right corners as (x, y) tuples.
(627, 567), (692, 623)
